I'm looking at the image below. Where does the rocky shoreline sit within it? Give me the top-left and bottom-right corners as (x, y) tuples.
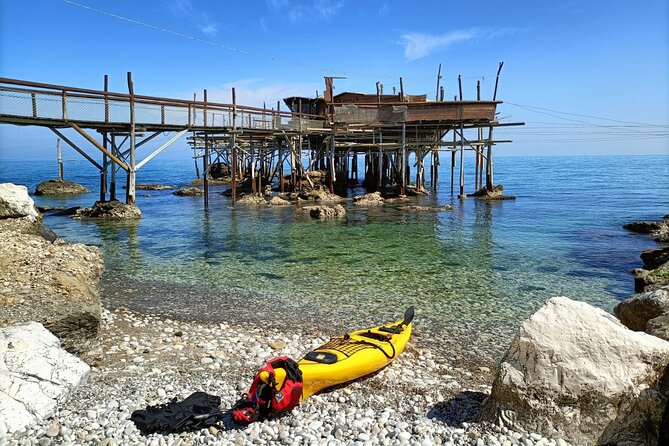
(3, 183), (669, 445)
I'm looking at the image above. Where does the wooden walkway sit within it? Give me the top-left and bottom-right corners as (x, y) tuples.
(0, 74), (522, 204)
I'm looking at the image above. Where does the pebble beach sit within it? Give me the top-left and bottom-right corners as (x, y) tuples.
(6, 306), (562, 446)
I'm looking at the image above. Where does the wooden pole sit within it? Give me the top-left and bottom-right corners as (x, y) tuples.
(101, 75), (108, 201)
(250, 136), (256, 195)
(459, 124), (465, 198)
(329, 132), (335, 194)
(487, 62), (504, 191)
(433, 148), (439, 191)
(110, 133), (117, 200)
(451, 129), (456, 193)
(104, 74), (109, 123)
(378, 132), (383, 190)
(400, 122), (406, 195)
(435, 63), (442, 101)
(232, 87), (237, 204)
(298, 99), (303, 192)
(399, 77), (404, 102)
(203, 89), (209, 208)
(458, 75), (463, 101)
(56, 138), (63, 180)
(477, 80), (481, 101)
(126, 72), (136, 205)
(352, 152), (358, 180)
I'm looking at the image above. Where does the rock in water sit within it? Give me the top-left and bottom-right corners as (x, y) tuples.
(0, 322), (90, 435)
(479, 296), (669, 446)
(34, 179), (90, 196)
(135, 184), (172, 191)
(615, 286), (669, 340)
(641, 247), (669, 271)
(74, 201), (141, 219)
(0, 183), (39, 221)
(353, 191), (384, 206)
(308, 204), (346, 219)
(268, 196), (291, 206)
(624, 217), (669, 243)
(174, 187), (204, 196)
(236, 195), (267, 205)
(297, 188), (344, 203)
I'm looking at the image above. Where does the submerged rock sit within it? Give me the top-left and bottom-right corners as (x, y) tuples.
(236, 194), (267, 206)
(353, 191), (384, 206)
(74, 201), (141, 219)
(0, 322), (90, 435)
(174, 187), (205, 196)
(0, 183), (39, 221)
(268, 196), (291, 206)
(468, 184), (516, 200)
(298, 187), (344, 203)
(34, 179), (90, 196)
(307, 205), (346, 219)
(134, 184), (172, 191)
(480, 296), (669, 446)
(401, 205), (453, 212)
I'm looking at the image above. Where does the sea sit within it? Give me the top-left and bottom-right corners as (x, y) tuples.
(1, 154), (667, 364)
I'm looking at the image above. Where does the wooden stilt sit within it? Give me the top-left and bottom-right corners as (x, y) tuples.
(110, 133), (117, 201)
(100, 137), (107, 202)
(126, 72), (136, 205)
(433, 149), (439, 191)
(378, 131), (383, 190)
(232, 87), (237, 204)
(250, 136), (256, 195)
(450, 152), (455, 195)
(401, 122), (406, 195)
(203, 89), (209, 208)
(329, 132), (335, 194)
(56, 138), (63, 181)
(203, 139), (209, 208)
(459, 124), (465, 198)
(279, 138), (285, 193)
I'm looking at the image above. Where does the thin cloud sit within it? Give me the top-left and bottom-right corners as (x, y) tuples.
(266, 0), (344, 23)
(399, 29), (482, 61)
(398, 27), (526, 61)
(169, 0), (219, 36)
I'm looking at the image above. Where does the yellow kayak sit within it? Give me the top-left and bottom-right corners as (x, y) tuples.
(298, 307), (414, 399)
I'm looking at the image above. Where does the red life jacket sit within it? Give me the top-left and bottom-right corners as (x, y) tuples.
(232, 356), (303, 425)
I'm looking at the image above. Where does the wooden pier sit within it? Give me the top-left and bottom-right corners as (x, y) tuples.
(0, 69), (522, 205)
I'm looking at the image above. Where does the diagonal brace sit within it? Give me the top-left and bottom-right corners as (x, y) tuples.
(136, 129), (188, 170)
(69, 123), (129, 172)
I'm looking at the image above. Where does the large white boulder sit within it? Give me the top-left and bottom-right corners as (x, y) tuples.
(0, 183), (39, 221)
(480, 296), (669, 445)
(0, 322), (90, 436)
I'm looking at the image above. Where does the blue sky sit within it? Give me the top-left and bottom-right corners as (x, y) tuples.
(1, 0), (668, 159)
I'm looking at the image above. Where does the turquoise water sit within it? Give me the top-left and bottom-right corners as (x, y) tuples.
(1, 155), (667, 363)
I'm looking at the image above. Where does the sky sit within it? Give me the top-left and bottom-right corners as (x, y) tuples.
(1, 0), (668, 160)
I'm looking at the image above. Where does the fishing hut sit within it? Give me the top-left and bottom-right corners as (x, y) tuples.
(0, 64), (523, 207)
(188, 65), (523, 200)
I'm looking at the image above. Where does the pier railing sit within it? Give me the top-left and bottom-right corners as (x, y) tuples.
(0, 78), (325, 132)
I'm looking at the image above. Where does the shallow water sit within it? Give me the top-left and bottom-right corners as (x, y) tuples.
(1, 154), (667, 362)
